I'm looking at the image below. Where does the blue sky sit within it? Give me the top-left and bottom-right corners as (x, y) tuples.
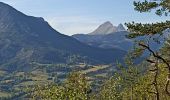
(1, 0), (169, 35)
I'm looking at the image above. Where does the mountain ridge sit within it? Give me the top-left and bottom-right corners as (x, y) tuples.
(0, 2), (126, 72)
(72, 22), (169, 51)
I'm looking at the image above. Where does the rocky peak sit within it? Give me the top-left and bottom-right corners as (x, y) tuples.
(89, 21), (117, 35)
(116, 24), (126, 31)
(89, 21), (126, 35)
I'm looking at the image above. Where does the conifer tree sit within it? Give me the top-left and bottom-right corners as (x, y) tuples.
(125, 0), (170, 97)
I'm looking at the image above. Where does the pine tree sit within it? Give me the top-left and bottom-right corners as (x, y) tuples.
(125, 0), (170, 97)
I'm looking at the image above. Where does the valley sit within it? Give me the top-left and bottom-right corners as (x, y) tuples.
(0, 63), (115, 98)
(0, 0), (170, 99)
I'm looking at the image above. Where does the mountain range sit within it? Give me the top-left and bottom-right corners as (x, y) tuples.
(72, 21), (169, 52)
(72, 22), (133, 51)
(0, 2), (126, 72)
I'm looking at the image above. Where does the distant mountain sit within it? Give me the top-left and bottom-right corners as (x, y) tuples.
(88, 21), (126, 35)
(73, 22), (169, 51)
(0, 2), (126, 72)
(73, 22), (131, 50)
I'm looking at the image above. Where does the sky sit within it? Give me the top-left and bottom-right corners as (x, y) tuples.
(0, 0), (169, 35)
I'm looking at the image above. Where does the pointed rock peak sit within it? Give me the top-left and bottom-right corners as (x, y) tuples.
(99, 21), (117, 29)
(102, 21), (113, 26)
(117, 24), (126, 31)
(89, 21), (117, 35)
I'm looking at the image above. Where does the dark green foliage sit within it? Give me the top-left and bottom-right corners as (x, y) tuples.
(126, 0), (170, 38)
(133, 0), (170, 16)
(125, 21), (170, 38)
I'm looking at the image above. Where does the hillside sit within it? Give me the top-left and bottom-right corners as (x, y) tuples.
(0, 2), (126, 72)
(73, 31), (133, 51)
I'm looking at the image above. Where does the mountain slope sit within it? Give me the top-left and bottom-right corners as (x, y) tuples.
(73, 31), (133, 51)
(0, 2), (126, 72)
(116, 24), (126, 32)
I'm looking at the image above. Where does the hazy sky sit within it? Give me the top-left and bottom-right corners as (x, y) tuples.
(1, 0), (169, 35)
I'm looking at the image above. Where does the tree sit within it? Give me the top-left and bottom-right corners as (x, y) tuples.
(28, 72), (91, 100)
(27, 84), (66, 100)
(133, 0), (170, 16)
(98, 56), (143, 100)
(125, 0), (170, 38)
(125, 0), (170, 98)
(65, 72), (91, 100)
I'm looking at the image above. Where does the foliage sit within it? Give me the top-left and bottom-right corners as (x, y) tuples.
(28, 72), (91, 100)
(133, 0), (170, 16)
(125, 0), (170, 98)
(28, 84), (65, 100)
(64, 72), (91, 100)
(125, 21), (170, 38)
(125, 0), (170, 38)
